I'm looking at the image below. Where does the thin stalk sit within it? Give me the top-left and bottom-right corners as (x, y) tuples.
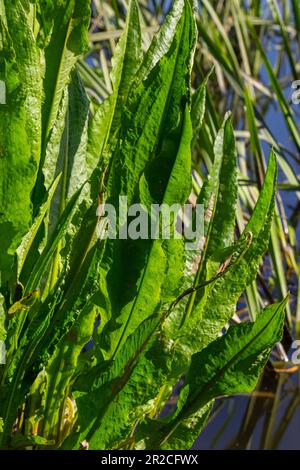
(262, 373), (285, 449)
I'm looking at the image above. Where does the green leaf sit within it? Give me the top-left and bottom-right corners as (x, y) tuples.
(74, 314), (160, 394)
(200, 113), (238, 259)
(98, 0), (196, 360)
(59, 2), (198, 449)
(0, 1), (43, 286)
(86, 0), (142, 167)
(39, 0), (90, 143)
(47, 70), (91, 273)
(137, 401), (213, 451)
(136, 0), (185, 82)
(152, 297), (288, 449)
(172, 114), (238, 330)
(191, 68), (213, 134)
(179, 150), (277, 356)
(160, 402), (213, 450)
(33, 0), (91, 206)
(108, 0), (142, 143)
(43, 70), (90, 200)
(185, 299), (287, 410)
(62, 324), (171, 450)
(55, 0), (144, 295)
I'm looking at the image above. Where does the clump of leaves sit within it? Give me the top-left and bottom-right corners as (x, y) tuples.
(0, 0), (287, 450)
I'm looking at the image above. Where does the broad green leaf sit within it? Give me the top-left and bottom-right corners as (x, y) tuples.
(45, 70), (99, 294)
(47, 71), (91, 280)
(183, 299), (287, 413)
(61, 313), (162, 449)
(79, 133), (276, 451)
(74, 314), (160, 394)
(53, 0), (144, 295)
(41, 88), (69, 197)
(158, 402), (213, 451)
(108, 0), (142, 143)
(149, 297), (288, 449)
(178, 150), (277, 356)
(0, 1), (42, 286)
(62, 324), (171, 450)
(143, 149), (277, 428)
(84, 132), (277, 452)
(43, 70), (90, 200)
(98, 0), (196, 360)
(33, 0), (90, 206)
(0, 0), (292, 453)
(39, 0), (90, 143)
(200, 114), (238, 258)
(136, 0), (185, 81)
(86, 0), (142, 167)
(171, 114), (238, 331)
(67, 110), (194, 448)
(59, 2), (197, 449)
(136, 401), (213, 451)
